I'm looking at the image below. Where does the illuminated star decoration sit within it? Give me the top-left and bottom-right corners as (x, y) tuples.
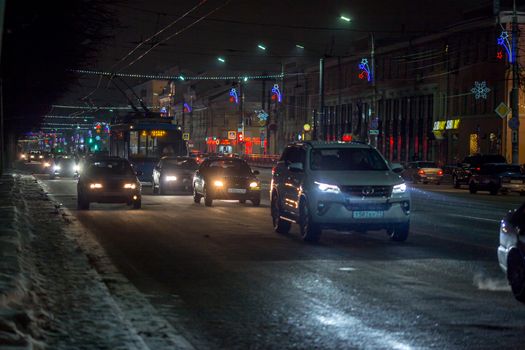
(358, 58), (372, 82)
(497, 31), (513, 63)
(271, 84), (282, 103)
(229, 88), (239, 104)
(471, 81), (491, 100)
(496, 51), (503, 60)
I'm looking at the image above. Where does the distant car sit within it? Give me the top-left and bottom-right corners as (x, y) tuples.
(152, 156), (199, 194)
(469, 163), (525, 195)
(498, 203), (525, 302)
(27, 150), (43, 162)
(402, 161), (443, 184)
(452, 154), (507, 188)
(77, 157), (142, 210)
(193, 157), (261, 207)
(50, 157), (78, 179)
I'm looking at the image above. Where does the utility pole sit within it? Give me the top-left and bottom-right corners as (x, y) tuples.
(511, 0), (520, 164)
(0, 0), (6, 173)
(370, 32), (377, 147)
(318, 57), (325, 141)
(239, 80), (245, 155)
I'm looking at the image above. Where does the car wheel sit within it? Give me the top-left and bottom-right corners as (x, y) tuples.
(239, 199), (246, 204)
(77, 195), (89, 210)
(271, 194), (291, 234)
(453, 176), (460, 188)
(507, 249), (525, 302)
(299, 199), (321, 243)
(204, 186), (213, 207)
(193, 184), (201, 203)
(152, 181), (159, 194)
(489, 184), (499, 195)
(132, 198), (142, 209)
(387, 222), (409, 242)
(251, 197), (260, 207)
(469, 182), (477, 194)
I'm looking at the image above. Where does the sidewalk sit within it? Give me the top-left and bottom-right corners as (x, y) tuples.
(0, 174), (193, 349)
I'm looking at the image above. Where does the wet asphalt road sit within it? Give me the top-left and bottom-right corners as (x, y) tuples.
(34, 169), (525, 349)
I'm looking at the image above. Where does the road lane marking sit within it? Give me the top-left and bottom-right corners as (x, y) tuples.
(445, 213), (500, 223)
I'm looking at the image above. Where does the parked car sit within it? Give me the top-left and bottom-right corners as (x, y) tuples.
(271, 141), (410, 243)
(452, 154), (507, 188)
(152, 156), (199, 194)
(402, 161), (443, 184)
(77, 157), (142, 210)
(193, 157), (261, 207)
(469, 163), (525, 195)
(498, 203), (525, 302)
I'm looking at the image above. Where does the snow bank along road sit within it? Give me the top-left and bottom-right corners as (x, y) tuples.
(0, 174), (194, 350)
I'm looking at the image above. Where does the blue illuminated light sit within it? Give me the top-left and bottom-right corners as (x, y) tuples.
(183, 103), (192, 112)
(358, 58), (372, 82)
(229, 88), (239, 104)
(497, 31), (513, 63)
(271, 84), (282, 103)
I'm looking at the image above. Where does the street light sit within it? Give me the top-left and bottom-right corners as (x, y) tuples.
(340, 15), (351, 22)
(257, 44), (267, 51)
(217, 57), (225, 63)
(295, 44), (305, 49)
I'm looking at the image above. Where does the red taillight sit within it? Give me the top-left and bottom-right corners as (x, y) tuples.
(437, 170), (443, 176)
(272, 166), (276, 175)
(475, 167), (481, 171)
(418, 169), (425, 175)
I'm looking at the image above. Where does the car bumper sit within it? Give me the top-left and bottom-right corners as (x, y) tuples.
(84, 191), (141, 203)
(309, 195), (410, 230)
(418, 175), (443, 182)
(500, 183), (525, 192)
(163, 177), (193, 190)
(208, 188), (261, 200)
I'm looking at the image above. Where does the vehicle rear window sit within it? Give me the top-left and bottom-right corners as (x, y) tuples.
(86, 160), (135, 176)
(310, 148), (388, 171)
(417, 162), (438, 168)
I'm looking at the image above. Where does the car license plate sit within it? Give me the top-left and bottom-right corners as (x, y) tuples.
(352, 211), (384, 219)
(511, 180), (523, 184)
(228, 188), (246, 194)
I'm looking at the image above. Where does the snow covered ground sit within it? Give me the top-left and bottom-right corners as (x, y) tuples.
(0, 174), (194, 349)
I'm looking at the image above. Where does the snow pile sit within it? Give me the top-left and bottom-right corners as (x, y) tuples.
(0, 175), (193, 349)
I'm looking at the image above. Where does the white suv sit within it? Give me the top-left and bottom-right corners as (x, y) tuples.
(270, 142), (410, 243)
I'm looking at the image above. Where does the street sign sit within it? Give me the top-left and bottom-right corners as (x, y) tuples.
(369, 129), (379, 135)
(182, 133), (190, 141)
(495, 102), (510, 119)
(509, 117), (520, 130)
(370, 117), (379, 130)
(228, 131), (237, 140)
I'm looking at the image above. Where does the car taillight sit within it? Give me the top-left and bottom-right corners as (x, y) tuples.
(272, 166), (276, 175)
(475, 167), (481, 172)
(418, 169), (425, 175)
(437, 170), (443, 176)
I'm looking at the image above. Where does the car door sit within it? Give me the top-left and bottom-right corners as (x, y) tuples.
(282, 146), (306, 216)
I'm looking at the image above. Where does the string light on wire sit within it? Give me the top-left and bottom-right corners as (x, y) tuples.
(229, 88), (239, 104)
(358, 58), (372, 82)
(497, 31), (513, 63)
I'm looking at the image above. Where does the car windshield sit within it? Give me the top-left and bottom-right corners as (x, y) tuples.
(164, 159), (198, 170)
(86, 160), (135, 177)
(310, 148), (388, 171)
(417, 162), (438, 168)
(204, 160), (252, 174)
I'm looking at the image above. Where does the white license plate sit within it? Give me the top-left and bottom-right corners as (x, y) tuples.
(228, 188), (246, 194)
(352, 211), (384, 219)
(511, 180), (523, 184)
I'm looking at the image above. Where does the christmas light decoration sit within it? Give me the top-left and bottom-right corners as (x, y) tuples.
(471, 81), (491, 100)
(497, 31), (513, 63)
(71, 69), (285, 81)
(358, 58), (372, 82)
(271, 84), (282, 103)
(229, 88), (239, 104)
(183, 103), (192, 113)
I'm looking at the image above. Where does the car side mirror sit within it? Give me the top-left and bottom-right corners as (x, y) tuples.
(391, 163), (404, 174)
(288, 162), (303, 172)
(252, 170), (260, 175)
(135, 170), (143, 176)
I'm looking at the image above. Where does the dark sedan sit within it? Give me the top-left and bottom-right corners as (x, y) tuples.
(469, 163), (525, 195)
(77, 158), (142, 210)
(51, 157), (79, 179)
(192, 157), (261, 207)
(152, 156), (199, 194)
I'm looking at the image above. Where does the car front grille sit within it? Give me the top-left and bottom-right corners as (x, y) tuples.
(340, 185), (392, 198)
(222, 176), (248, 188)
(344, 201), (392, 211)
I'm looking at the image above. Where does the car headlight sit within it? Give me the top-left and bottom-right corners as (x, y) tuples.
(165, 175), (177, 182)
(21, 154), (26, 159)
(43, 162), (51, 168)
(214, 180), (224, 187)
(249, 181), (259, 189)
(73, 165), (80, 172)
(89, 183), (103, 189)
(123, 183), (136, 189)
(39, 155), (44, 159)
(30, 155), (34, 159)
(393, 183), (407, 194)
(315, 181), (341, 194)
(501, 221), (508, 234)
(53, 165), (61, 171)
